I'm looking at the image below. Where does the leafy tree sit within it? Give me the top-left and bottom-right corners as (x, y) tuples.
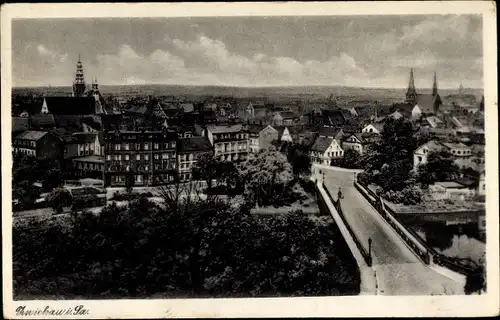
(46, 188), (72, 214)
(125, 172), (135, 193)
(286, 143), (311, 178)
(42, 167), (62, 192)
(464, 265), (486, 295)
(238, 147), (294, 206)
(417, 150), (460, 185)
(339, 149), (360, 169)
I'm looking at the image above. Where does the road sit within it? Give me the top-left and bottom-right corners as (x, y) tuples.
(322, 167), (464, 295)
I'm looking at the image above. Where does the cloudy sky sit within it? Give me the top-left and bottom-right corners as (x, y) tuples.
(12, 15), (482, 88)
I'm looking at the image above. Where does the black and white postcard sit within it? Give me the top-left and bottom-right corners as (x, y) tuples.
(2, 1), (498, 318)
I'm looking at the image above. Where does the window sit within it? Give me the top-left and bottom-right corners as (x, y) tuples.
(154, 154), (159, 160)
(162, 153), (168, 159)
(126, 165), (130, 171)
(154, 143), (159, 150)
(457, 151), (461, 155)
(144, 143), (149, 150)
(136, 143), (141, 150)
(144, 155), (149, 160)
(117, 155), (122, 161)
(145, 165), (149, 171)
(107, 155), (111, 161)
(115, 144), (121, 151)
(136, 154), (141, 160)
(170, 142), (176, 148)
(125, 154), (129, 161)
(418, 156), (422, 162)
(125, 143), (130, 150)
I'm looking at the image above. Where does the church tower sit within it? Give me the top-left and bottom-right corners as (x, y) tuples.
(405, 68), (418, 105)
(72, 54), (86, 97)
(458, 81), (464, 95)
(432, 72), (438, 97)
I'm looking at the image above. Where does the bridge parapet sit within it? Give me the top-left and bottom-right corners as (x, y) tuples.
(354, 179), (474, 280)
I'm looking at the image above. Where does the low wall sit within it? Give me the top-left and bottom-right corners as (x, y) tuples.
(322, 183), (372, 267)
(354, 180), (472, 281)
(316, 183), (376, 294)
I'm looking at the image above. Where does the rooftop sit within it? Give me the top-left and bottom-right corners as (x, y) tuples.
(311, 136), (334, 152)
(207, 124), (244, 133)
(72, 155), (104, 163)
(435, 181), (469, 189)
(14, 130), (48, 141)
(177, 136), (213, 153)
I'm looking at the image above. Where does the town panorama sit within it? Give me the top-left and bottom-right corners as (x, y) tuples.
(11, 15), (486, 299)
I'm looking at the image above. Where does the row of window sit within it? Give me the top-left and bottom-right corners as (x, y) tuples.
(106, 153), (175, 161)
(111, 174), (175, 183)
(108, 162), (177, 171)
(15, 140), (37, 148)
(214, 133), (248, 140)
(16, 148), (36, 156)
(109, 142), (176, 151)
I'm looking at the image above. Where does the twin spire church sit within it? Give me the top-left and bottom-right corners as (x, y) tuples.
(405, 68), (443, 115)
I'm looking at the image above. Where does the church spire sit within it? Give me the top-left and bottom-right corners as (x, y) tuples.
(432, 72), (438, 97)
(72, 54), (86, 97)
(405, 68), (418, 105)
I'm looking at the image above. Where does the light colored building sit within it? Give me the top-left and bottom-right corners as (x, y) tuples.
(429, 181), (477, 201)
(341, 133), (365, 155)
(310, 136), (344, 165)
(247, 125), (279, 153)
(13, 130), (62, 160)
(177, 136), (213, 182)
(361, 123), (383, 135)
(478, 169), (486, 196)
(441, 142), (472, 157)
(205, 124), (249, 162)
(413, 140), (445, 171)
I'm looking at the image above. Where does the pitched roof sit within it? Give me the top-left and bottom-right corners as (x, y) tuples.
(180, 103), (194, 113)
(70, 132), (98, 144)
(30, 114), (56, 128)
(425, 116), (444, 128)
(15, 130), (48, 141)
(311, 136), (334, 152)
(318, 126), (343, 138)
(42, 97), (96, 115)
(279, 111), (299, 119)
(12, 117), (30, 132)
(178, 136), (213, 153)
(247, 124), (267, 134)
(207, 124), (244, 134)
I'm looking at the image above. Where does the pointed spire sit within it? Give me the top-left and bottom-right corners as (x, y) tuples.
(41, 98), (49, 114)
(405, 68), (418, 105)
(73, 54), (86, 97)
(432, 72), (438, 97)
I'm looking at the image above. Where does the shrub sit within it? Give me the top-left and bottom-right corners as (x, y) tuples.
(383, 186), (422, 205)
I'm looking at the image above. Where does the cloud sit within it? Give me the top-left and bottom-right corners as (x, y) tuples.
(36, 44), (68, 63)
(169, 34), (367, 85)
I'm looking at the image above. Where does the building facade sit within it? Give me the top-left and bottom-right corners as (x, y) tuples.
(205, 124), (249, 162)
(177, 136), (213, 182)
(13, 130), (62, 160)
(104, 129), (178, 187)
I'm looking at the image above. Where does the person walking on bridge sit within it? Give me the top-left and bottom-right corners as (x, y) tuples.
(338, 187), (343, 201)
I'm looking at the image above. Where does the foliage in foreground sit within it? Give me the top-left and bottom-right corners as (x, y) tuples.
(13, 194), (360, 298)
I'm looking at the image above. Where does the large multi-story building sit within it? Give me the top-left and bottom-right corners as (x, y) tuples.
(13, 130), (62, 161)
(103, 129), (178, 186)
(177, 136), (213, 182)
(204, 124), (249, 162)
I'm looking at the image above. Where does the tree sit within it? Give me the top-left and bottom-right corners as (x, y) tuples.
(464, 265), (486, 295)
(287, 143), (311, 179)
(238, 147), (294, 206)
(339, 149), (360, 169)
(42, 167), (62, 191)
(417, 150), (460, 185)
(46, 188), (72, 214)
(125, 172), (135, 193)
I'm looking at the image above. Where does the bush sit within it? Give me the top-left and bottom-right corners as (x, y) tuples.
(111, 192), (154, 201)
(382, 186), (423, 205)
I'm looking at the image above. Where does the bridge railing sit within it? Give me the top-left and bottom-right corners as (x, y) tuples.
(354, 179), (474, 276)
(323, 182), (372, 266)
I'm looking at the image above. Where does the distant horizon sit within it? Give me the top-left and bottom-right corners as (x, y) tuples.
(12, 83), (483, 91)
(12, 15), (483, 89)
